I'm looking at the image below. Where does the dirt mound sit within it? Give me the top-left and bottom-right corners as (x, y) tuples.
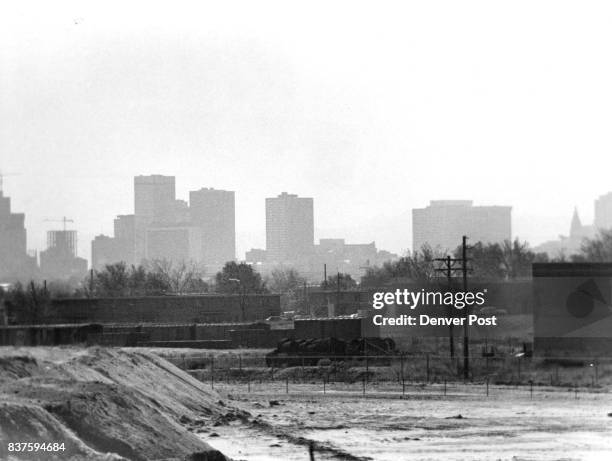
(0, 356), (39, 381)
(0, 347), (234, 461)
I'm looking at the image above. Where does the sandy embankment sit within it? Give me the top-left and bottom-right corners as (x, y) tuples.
(0, 347), (241, 461)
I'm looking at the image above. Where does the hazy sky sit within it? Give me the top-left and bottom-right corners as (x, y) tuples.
(2, 1), (612, 262)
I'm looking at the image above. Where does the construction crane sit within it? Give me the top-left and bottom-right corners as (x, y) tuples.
(0, 170), (21, 194)
(43, 216), (75, 231)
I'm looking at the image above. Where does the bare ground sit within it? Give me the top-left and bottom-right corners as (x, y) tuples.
(0, 346), (237, 460)
(199, 382), (612, 461)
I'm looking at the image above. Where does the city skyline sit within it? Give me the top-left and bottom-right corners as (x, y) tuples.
(3, 174), (611, 268)
(3, 2), (612, 263)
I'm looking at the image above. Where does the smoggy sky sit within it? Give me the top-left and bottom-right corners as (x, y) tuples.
(2, 1), (612, 262)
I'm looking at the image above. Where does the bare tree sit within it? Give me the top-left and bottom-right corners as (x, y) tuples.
(148, 259), (207, 295)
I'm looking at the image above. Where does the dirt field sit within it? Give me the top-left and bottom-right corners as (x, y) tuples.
(201, 383), (612, 461)
(2, 346), (610, 460)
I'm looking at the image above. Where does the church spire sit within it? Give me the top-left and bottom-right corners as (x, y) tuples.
(570, 207), (582, 237)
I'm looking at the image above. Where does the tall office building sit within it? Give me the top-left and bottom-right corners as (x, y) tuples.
(0, 190), (36, 281)
(134, 175), (176, 263)
(189, 188), (235, 272)
(91, 214), (135, 269)
(94, 176), (237, 272)
(145, 226), (203, 263)
(412, 200), (511, 253)
(265, 192), (314, 263)
(595, 192), (612, 230)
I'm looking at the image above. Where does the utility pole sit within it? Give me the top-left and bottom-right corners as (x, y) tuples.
(434, 255), (455, 358)
(336, 271), (341, 316)
(434, 236), (471, 377)
(323, 264), (327, 288)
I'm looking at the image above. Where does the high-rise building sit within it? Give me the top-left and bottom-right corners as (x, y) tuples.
(91, 235), (123, 270)
(412, 200), (512, 253)
(134, 175), (176, 263)
(94, 176), (237, 272)
(91, 214), (136, 269)
(0, 191), (36, 281)
(145, 226), (203, 263)
(113, 214), (135, 265)
(40, 230), (87, 281)
(189, 188), (235, 272)
(595, 192), (612, 230)
(265, 192), (314, 263)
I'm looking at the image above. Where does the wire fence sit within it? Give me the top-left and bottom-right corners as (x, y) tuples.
(160, 352), (612, 395)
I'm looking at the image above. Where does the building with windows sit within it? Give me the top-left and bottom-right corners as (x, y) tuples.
(134, 175), (177, 263)
(265, 192), (314, 264)
(189, 188), (235, 273)
(93, 176), (236, 273)
(412, 200), (512, 253)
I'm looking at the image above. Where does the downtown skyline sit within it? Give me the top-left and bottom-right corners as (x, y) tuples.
(3, 2), (612, 262)
(1, 174), (607, 265)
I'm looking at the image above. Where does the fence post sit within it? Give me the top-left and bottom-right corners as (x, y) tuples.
(444, 379), (447, 396)
(426, 354), (430, 383)
(530, 380), (533, 399)
(486, 378), (489, 397)
(247, 377), (251, 393)
(362, 375), (366, 396)
(239, 354), (242, 371)
(211, 356), (214, 390)
(400, 353), (404, 384)
(286, 377), (289, 394)
(323, 376), (326, 394)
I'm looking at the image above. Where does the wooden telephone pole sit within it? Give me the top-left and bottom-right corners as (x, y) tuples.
(435, 236), (471, 379)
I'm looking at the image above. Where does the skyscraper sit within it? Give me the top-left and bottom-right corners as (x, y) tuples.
(189, 188), (235, 272)
(91, 215), (136, 269)
(134, 175), (176, 263)
(412, 200), (512, 253)
(265, 192), (314, 263)
(0, 190), (36, 281)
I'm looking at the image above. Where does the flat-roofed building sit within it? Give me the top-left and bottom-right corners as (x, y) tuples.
(412, 200), (511, 253)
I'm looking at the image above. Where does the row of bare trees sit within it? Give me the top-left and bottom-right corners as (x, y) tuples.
(82, 260), (209, 297)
